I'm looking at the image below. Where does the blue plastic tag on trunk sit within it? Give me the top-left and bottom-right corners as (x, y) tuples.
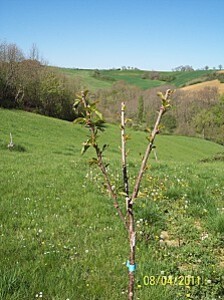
(126, 260), (136, 272)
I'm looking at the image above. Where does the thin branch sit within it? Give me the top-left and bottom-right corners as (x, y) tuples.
(121, 102), (136, 300)
(130, 89), (171, 204)
(8, 132), (14, 149)
(81, 91), (128, 229)
(121, 102), (130, 211)
(95, 144), (128, 228)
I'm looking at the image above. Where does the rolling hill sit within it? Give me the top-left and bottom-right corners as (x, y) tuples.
(1, 108), (223, 163)
(55, 67), (215, 91)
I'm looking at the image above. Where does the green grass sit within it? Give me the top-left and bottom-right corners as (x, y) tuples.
(170, 70), (214, 87)
(99, 69), (166, 90)
(0, 108), (224, 299)
(55, 68), (113, 90)
(55, 67), (215, 91)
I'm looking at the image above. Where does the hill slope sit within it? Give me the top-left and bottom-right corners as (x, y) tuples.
(0, 108), (223, 162)
(181, 79), (224, 93)
(0, 109), (224, 300)
(55, 67), (215, 91)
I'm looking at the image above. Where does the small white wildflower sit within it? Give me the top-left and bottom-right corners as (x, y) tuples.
(160, 270), (165, 275)
(201, 232), (209, 240)
(85, 249), (89, 253)
(38, 229), (42, 233)
(159, 240), (165, 247)
(207, 279), (212, 284)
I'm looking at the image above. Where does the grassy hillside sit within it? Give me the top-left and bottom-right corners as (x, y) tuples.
(169, 70), (214, 87)
(1, 108), (224, 299)
(56, 67), (214, 91)
(57, 68), (113, 90)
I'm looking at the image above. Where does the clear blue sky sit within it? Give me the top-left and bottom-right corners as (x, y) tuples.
(1, 0), (224, 70)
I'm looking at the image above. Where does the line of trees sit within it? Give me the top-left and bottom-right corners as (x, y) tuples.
(172, 64), (223, 71)
(1, 41), (223, 145)
(0, 41), (81, 120)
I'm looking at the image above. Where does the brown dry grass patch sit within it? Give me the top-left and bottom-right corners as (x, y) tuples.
(181, 79), (224, 94)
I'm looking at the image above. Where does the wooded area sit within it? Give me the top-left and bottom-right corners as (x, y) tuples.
(0, 41), (223, 145)
(0, 42), (79, 120)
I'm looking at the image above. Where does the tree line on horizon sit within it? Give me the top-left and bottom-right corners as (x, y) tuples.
(0, 41), (223, 145)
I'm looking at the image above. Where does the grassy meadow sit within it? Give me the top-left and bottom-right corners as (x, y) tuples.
(0, 108), (224, 300)
(56, 68), (214, 91)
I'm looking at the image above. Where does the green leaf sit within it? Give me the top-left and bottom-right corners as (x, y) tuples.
(95, 109), (103, 120)
(124, 134), (131, 141)
(95, 119), (106, 131)
(89, 101), (99, 109)
(81, 139), (91, 155)
(74, 117), (86, 124)
(125, 118), (132, 124)
(76, 94), (82, 100)
(118, 191), (128, 197)
(89, 157), (98, 166)
(73, 100), (81, 111)
(157, 91), (166, 101)
(74, 99), (81, 107)
(81, 144), (90, 155)
(83, 90), (89, 97)
(101, 144), (108, 152)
